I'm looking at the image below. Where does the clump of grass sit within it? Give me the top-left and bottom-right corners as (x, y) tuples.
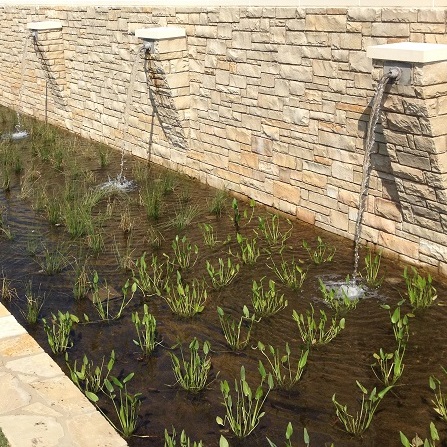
(267, 257), (307, 290)
(217, 305), (256, 351)
(235, 233), (260, 265)
(43, 310), (79, 355)
(303, 236), (336, 264)
(164, 427), (203, 447)
(267, 423), (310, 447)
(404, 266), (437, 309)
(361, 248), (384, 288)
(252, 277), (288, 317)
(207, 189), (228, 217)
(20, 280), (45, 324)
(73, 257), (91, 301)
(169, 202), (201, 231)
(170, 234), (199, 269)
(35, 243), (70, 275)
(292, 304), (345, 347)
(132, 304), (158, 357)
(169, 338), (213, 393)
(217, 364), (273, 439)
(133, 252), (172, 297)
(256, 213), (293, 248)
(332, 381), (392, 436)
(318, 278), (358, 314)
(429, 367), (447, 423)
(0, 270), (17, 302)
(164, 271), (207, 317)
(206, 257), (240, 290)
(256, 341), (309, 390)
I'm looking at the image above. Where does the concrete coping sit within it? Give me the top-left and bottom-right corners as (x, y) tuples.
(134, 26), (186, 41)
(367, 42), (447, 63)
(26, 21), (63, 31)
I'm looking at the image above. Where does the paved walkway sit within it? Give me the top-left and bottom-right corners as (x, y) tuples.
(0, 303), (128, 447)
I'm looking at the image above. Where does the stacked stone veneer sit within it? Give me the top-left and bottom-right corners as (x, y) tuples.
(1, 6), (447, 273)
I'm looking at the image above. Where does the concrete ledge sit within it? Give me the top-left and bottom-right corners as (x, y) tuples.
(135, 27), (186, 41)
(0, 303), (128, 447)
(26, 21), (63, 31)
(367, 42), (447, 63)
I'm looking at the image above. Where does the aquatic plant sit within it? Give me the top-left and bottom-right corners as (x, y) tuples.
(140, 183), (163, 220)
(170, 203), (201, 231)
(65, 350), (116, 396)
(429, 367), (447, 423)
(98, 146), (110, 168)
(332, 381), (392, 436)
(88, 272), (137, 321)
(382, 300), (410, 346)
(164, 271), (207, 317)
(84, 229), (105, 255)
(231, 198), (255, 233)
(169, 338), (213, 393)
(303, 236), (336, 264)
(318, 278), (358, 314)
(170, 235), (199, 269)
(400, 422), (439, 447)
(206, 257), (240, 290)
(256, 341), (309, 390)
(217, 305), (256, 351)
(158, 171), (178, 195)
(98, 373), (141, 438)
(199, 222), (220, 247)
(252, 277), (288, 317)
(0, 207), (12, 240)
(216, 364), (273, 438)
(361, 248), (384, 288)
(145, 225), (164, 248)
(266, 423), (310, 447)
(292, 305), (345, 347)
(20, 280), (45, 324)
(133, 252), (172, 297)
(256, 213), (292, 248)
(72, 257), (91, 301)
(132, 304), (158, 357)
(42, 310), (79, 355)
(113, 235), (136, 271)
(404, 266), (437, 309)
(267, 257), (307, 291)
(235, 232), (260, 265)
(119, 206), (133, 233)
(207, 189), (228, 217)
(164, 427), (203, 447)
(35, 243), (70, 275)
(0, 271), (17, 302)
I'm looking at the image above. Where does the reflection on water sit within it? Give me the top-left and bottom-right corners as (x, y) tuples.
(1, 106), (447, 446)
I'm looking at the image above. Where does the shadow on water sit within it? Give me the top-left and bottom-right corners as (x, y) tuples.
(1, 105), (447, 446)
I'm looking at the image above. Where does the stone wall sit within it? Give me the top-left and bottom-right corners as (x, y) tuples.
(1, 6), (447, 274)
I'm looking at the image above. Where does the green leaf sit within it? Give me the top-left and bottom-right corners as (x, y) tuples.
(85, 391), (99, 402)
(285, 421), (293, 440)
(399, 431), (411, 447)
(216, 416), (224, 426)
(219, 435), (229, 447)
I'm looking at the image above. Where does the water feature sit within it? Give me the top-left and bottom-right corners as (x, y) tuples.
(98, 45), (150, 193)
(1, 105), (447, 446)
(344, 67), (402, 299)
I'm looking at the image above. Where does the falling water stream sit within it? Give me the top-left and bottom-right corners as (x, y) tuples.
(4, 34), (31, 140)
(99, 46), (147, 192)
(350, 68), (401, 293)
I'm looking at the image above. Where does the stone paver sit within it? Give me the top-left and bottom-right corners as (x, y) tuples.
(0, 303), (128, 447)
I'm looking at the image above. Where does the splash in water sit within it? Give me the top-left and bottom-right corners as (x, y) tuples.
(351, 68), (401, 288)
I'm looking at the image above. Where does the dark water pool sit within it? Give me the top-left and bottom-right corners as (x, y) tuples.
(1, 106), (446, 447)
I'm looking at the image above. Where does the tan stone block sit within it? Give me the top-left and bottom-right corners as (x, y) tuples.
(375, 197), (402, 222)
(305, 14), (347, 32)
(378, 233), (419, 259)
(302, 171), (327, 188)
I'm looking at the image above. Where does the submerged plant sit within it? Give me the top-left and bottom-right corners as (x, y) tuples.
(170, 235), (199, 269)
(132, 304), (158, 357)
(303, 236), (336, 264)
(252, 277), (288, 317)
(42, 310), (79, 355)
(169, 338), (213, 393)
(94, 373), (142, 438)
(170, 203), (201, 231)
(400, 422), (439, 447)
(235, 232), (260, 265)
(73, 257), (91, 301)
(361, 248), (384, 288)
(266, 423), (310, 447)
(207, 189), (228, 217)
(164, 271), (207, 317)
(372, 347), (405, 387)
(256, 341), (309, 390)
(292, 305), (345, 347)
(267, 257), (307, 291)
(0, 271), (17, 302)
(256, 213), (293, 248)
(35, 243), (70, 275)
(429, 367), (447, 423)
(65, 350), (116, 397)
(199, 223), (220, 247)
(216, 364), (273, 439)
(164, 427), (203, 447)
(134, 252), (172, 297)
(206, 257), (240, 290)
(217, 305), (256, 351)
(332, 381), (392, 436)
(20, 281), (45, 324)
(140, 183), (163, 220)
(404, 266), (437, 309)
(318, 278), (358, 314)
